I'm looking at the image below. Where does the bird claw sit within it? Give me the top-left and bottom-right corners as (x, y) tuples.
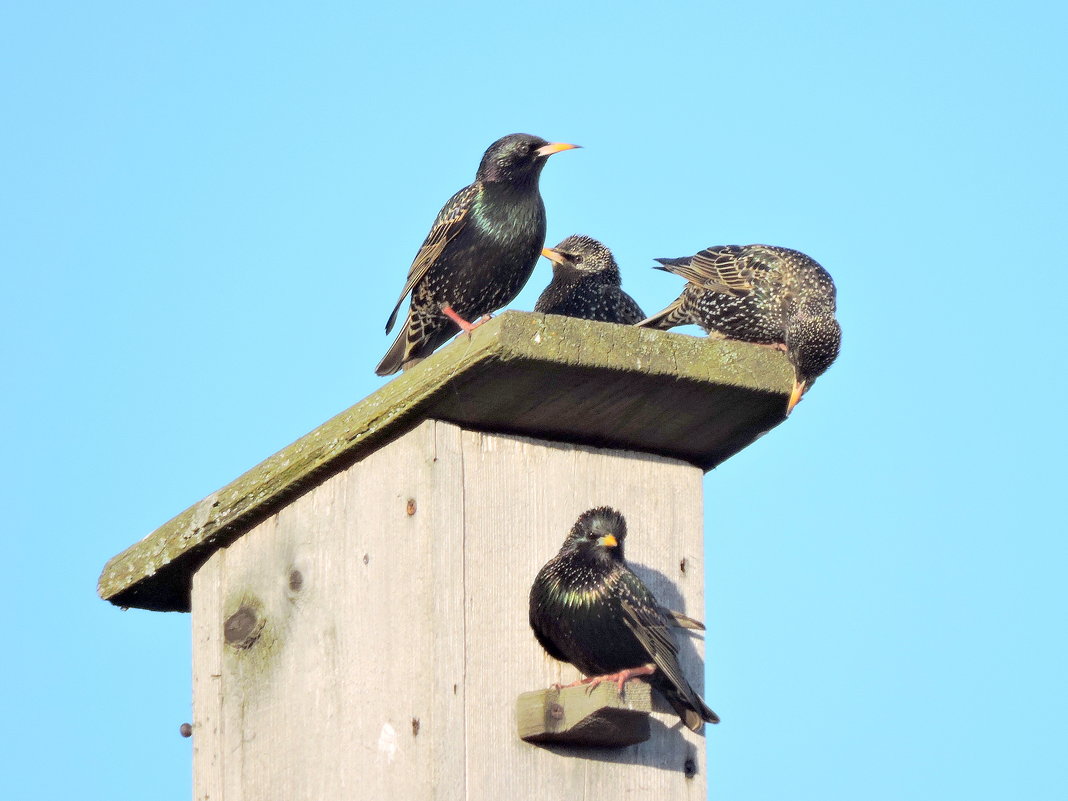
(572, 665), (658, 696)
(753, 341), (788, 353)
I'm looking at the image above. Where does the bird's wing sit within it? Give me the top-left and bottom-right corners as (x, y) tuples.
(618, 586), (693, 698)
(384, 182), (479, 333)
(655, 245), (757, 297)
(664, 608), (705, 631)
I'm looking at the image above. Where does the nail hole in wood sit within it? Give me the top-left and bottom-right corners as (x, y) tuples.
(680, 557), (687, 574)
(363, 553), (369, 565)
(288, 569), (303, 592)
(411, 718), (420, 736)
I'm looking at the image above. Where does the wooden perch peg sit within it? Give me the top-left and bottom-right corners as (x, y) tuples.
(517, 681), (653, 748)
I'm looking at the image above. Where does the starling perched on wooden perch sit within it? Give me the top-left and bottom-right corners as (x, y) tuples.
(375, 133), (580, 376)
(529, 507), (720, 731)
(534, 235), (646, 324)
(639, 244), (841, 413)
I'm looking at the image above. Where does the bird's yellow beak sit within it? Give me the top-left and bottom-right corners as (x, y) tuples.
(599, 534), (618, 548)
(541, 247), (566, 265)
(535, 142), (581, 157)
(786, 378), (807, 415)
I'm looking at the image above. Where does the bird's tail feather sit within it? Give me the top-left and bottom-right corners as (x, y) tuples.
(375, 314), (458, 376)
(664, 686), (720, 730)
(636, 298), (689, 330)
(375, 321), (410, 376)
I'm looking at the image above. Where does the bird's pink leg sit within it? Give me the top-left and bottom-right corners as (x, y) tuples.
(441, 305), (494, 335)
(440, 304), (477, 332)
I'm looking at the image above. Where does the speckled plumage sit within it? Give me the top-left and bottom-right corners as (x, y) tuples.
(375, 133), (578, 376)
(529, 507), (719, 731)
(639, 244), (841, 412)
(534, 235), (645, 324)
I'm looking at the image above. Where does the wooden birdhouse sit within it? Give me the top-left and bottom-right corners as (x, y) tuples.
(98, 312), (792, 800)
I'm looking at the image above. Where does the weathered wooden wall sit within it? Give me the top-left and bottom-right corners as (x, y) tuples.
(191, 419), (709, 800)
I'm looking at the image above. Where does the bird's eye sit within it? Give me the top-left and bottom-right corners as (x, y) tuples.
(586, 531), (599, 541)
(570, 253), (583, 265)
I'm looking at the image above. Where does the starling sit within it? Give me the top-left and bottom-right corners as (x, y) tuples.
(375, 133), (579, 376)
(639, 244), (841, 413)
(529, 507), (720, 731)
(534, 235), (646, 324)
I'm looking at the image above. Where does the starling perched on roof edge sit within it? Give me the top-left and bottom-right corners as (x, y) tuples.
(375, 133), (580, 376)
(529, 507), (719, 731)
(534, 235), (646, 324)
(639, 244), (841, 413)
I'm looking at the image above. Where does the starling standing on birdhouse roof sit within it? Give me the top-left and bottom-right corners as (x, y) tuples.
(535, 235), (646, 324)
(639, 244), (841, 413)
(376, 133), (580, 375)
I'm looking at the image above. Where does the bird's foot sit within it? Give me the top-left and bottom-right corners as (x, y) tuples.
(577, 664), (657, 695)
(753, 341), (788, 353)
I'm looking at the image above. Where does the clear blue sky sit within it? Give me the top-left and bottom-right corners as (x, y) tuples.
(3, 2), (1065, 798)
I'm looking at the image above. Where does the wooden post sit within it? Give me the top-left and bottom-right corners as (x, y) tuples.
(99, 312), (795, 801)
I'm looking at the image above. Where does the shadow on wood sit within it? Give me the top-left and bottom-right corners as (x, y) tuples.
(518, 681), (653, 748)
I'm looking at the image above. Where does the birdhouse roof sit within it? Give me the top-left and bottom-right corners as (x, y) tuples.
(98, 312), (792, 612)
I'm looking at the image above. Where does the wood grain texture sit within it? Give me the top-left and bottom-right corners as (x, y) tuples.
(191, 421), (466, 801)
(190, 421), (712, 799)
(191, 551), (225, 801)
(100, 310), (789, 612)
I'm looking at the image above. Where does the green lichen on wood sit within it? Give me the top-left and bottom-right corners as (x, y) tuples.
(98, 311), (793, 612)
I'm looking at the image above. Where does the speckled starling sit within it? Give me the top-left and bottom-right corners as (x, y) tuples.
(375, 133), (580, 376)
(529, 507), (720, 731)
(639, 245), (841, 413)
(534, 235), (646, 324)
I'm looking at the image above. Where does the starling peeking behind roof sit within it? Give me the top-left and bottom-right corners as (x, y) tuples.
(639, 245), (841, 413)
(529, 507), (720, 731)
(375, 133), (580, 376)
(534, 235), (646, 324)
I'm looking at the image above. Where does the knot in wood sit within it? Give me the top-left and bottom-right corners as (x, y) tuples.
(549, 703), (565, 721)
(406, 498), (417, 516)
(224, 605), (264, 649)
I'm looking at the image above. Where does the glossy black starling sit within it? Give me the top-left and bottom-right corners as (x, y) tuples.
(534, 235), (646, 324)
(375, 133), (579, 376)
(639, 245), (841, 413)
(529, 507), (720, 731)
